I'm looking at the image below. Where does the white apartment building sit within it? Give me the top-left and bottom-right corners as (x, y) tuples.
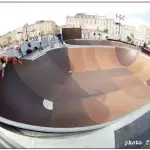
(135, 24), (150, 45)
(66, 13), (148, 45)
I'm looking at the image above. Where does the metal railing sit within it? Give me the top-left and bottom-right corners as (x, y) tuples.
(0, 36), (60, 57)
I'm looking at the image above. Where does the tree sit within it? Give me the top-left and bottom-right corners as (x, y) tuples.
(127, 36), (131, 42)
(98, 33), (101, 40)
(103, 28), (108, 33)
(130, 33), (134, 41)
(7, 36), (12, 43)
(40, 30), (44, 36)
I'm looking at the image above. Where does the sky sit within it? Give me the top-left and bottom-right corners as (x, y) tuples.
(1, 3), (150, 34)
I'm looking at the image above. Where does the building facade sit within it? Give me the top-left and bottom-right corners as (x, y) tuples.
(0, 20), (59, 47)
(66, 13), (150, 45)
(16, 20), (59, 41)
(136, 25), (150, 44)
(0, 30), (18, 47)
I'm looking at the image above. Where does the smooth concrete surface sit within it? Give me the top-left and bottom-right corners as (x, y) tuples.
(1, 39), (150, 148)
(0, 104), (150, 148)
(1, 45), (150, 131)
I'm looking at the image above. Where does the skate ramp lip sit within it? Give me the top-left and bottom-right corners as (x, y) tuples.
(1, 104), (149, 134)
(0, 46), (150, 133)
(65, 39), (136, 48)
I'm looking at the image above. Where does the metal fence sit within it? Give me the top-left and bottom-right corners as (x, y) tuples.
(0, 36), (59, 58)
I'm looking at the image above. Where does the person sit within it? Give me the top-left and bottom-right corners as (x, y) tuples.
(93, 33), (96, 39)
(143, 42), (149, 49)
(14, 42), (23, 56)
(56, 32), (64, 45)
(0, 56), (23, 79)
(48, 33), (53, 48)
(38, 33), (43, 50)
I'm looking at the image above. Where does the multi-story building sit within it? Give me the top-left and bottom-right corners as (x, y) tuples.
(0, 30), (18, 47)
(17, 20), (59, 41)
(66, 13), (106, 34)
(66, 13), (149, 45)
(0, 20), (59, 46)
(135, 24), (150, 44)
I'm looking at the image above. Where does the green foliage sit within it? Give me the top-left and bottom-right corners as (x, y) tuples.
(130, 33), (134, 40)
(40, 30), (44, 36)
(103, 28), (108, 33)
(7, 36), (12, 42)
(127, 36), (131, 42)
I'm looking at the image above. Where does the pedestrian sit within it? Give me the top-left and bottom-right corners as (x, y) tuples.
(14, 42), (23, 56)
(49, 33), (53, 48)
(93, 33), (96, 39)
(56, 32), (64, 45)
(38, 33), (43, 50)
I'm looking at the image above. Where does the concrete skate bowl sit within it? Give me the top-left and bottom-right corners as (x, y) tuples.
(65, 39), (137, 49)
(0, 46), (150, 133)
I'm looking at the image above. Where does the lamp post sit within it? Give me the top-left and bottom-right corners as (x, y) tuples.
(17, 31), (23, 42)
(116, 14), (125, 38)
(17, 29), (35, 41)
(18, 23), (35, 40)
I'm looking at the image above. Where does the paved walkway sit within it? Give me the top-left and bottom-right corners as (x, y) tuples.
(22, 42), (62, 60)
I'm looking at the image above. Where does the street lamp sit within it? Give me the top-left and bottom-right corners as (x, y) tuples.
(116, 14), (125, 37)
(17, 31), (24, 42)
(17, 29), (35, 41)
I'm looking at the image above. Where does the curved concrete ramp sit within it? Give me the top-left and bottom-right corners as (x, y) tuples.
(0, 46), (150, 132)
(65, 39), (136, 48)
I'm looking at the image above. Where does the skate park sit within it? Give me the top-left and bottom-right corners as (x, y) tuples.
(1, 32), (150, 148)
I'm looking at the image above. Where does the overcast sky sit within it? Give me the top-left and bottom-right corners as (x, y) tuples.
(1, 3), (150, 34)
